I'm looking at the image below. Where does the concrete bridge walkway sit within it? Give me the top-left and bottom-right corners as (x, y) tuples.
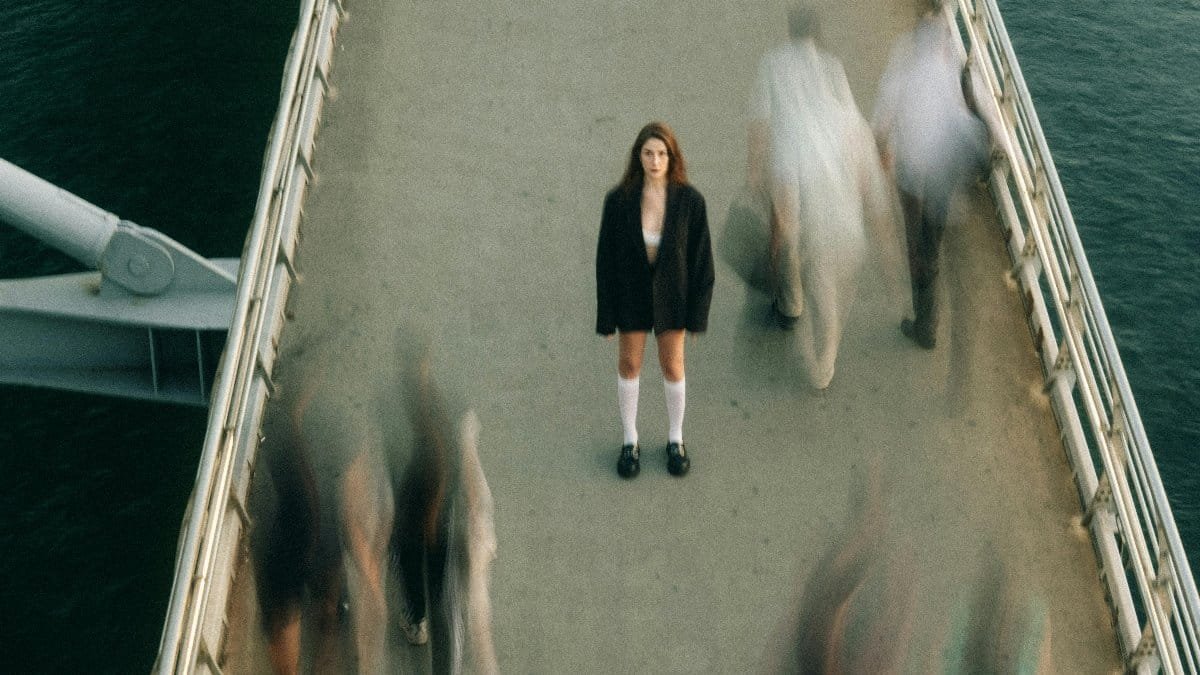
(223, 0), (1120, 671)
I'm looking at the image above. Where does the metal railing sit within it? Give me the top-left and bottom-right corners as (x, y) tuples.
(153, 0), (344, 671)
(953, 1), (1200, 671)
(144, 0), (1200, 671)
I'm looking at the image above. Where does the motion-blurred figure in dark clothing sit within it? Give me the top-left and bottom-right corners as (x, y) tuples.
(761, 464), (917, 673)
(872, 0), (991, 350)
(255, 357), (394, 674)
(252, 334), (497, 674)
(762, 465), (1054, 673)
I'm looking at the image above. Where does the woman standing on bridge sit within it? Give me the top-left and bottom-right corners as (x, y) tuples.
(596, 121), (715, 479)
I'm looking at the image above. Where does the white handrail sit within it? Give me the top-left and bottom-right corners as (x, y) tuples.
(955, 1), (1200, 671)
(145, 1), (1200, 672)
(153, 0), (344, 672)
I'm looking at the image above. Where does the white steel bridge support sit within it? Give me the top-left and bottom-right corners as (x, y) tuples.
(0, 156), (237, 405)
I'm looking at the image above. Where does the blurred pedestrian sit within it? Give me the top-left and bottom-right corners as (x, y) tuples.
(252, 335), (498, 674)
(746, 5), (883, 390)
(872, 0), (991, 349)
(596, 121), (715, 478)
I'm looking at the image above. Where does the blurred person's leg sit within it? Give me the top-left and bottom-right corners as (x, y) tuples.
(770, 174), (804, 323)
(901, 189), (941, 348)
(798, 253), (849, 390)
(339, 451), (393, 671)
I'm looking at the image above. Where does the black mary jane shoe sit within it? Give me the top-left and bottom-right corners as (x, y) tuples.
(617, 443), (640, 479)
(665, 442), (690, 477)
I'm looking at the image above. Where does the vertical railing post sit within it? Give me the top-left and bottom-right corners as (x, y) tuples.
(966, 2), (1200, 670)
(154, 1), (346, 671)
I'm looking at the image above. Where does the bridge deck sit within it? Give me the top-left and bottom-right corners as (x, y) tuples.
(223, 0), (1120, 671)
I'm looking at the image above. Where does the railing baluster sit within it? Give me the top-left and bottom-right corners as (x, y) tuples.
(957, 1), (1200, 671)
(153, 1), (346, 672)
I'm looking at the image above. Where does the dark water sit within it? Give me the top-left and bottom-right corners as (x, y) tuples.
(0, 1), (1196, 672)
(0, 4), (296, 672)
(1001, 0), (1200, 541)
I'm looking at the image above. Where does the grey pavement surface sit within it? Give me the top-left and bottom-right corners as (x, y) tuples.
(223, 1), (1121, 672)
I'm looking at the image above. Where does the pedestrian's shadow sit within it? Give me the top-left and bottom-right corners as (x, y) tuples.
(720, 193), (813, 395)
(730, 286), (809, 394)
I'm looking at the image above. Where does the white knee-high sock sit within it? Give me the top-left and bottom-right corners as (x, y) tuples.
(664, 377), (686, 444)
(618, 376), (640, 446)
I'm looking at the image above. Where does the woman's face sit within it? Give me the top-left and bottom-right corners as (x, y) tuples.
(639, 137), (670, 181)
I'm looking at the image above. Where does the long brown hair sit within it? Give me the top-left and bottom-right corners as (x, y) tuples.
(619, 121), (689, 190)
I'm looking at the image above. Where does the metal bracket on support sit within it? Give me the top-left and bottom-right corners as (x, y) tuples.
(1, 156), (238, 405)
(1128, 622), (1162, 674)
(1011, 234), (1039, 285)
(1000, 68), (1016, 116)
(1108, 389), (1128, 450)
(1021, 227), (1039, 259)
(1045, 337), (1077, 393)
(1153, 527), (1177, 606)
(1030, 160), (1047, 205)
(1083, 473), (1114, 528)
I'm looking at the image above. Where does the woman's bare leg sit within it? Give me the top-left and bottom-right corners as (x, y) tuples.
(617, 331), (647, 379)
(655, 329), (685, 383)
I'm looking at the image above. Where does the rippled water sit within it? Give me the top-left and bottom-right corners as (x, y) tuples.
(0, 4), (295, 672)
(1001, 0), (1200, 541)
(0, 1), (1196, 672)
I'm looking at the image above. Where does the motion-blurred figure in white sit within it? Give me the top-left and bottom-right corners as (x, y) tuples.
(746, 5), (887, 390)
(873, 0), (991, 350)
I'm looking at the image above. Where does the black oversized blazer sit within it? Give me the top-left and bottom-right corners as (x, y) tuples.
(595, 182), (715, 335)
